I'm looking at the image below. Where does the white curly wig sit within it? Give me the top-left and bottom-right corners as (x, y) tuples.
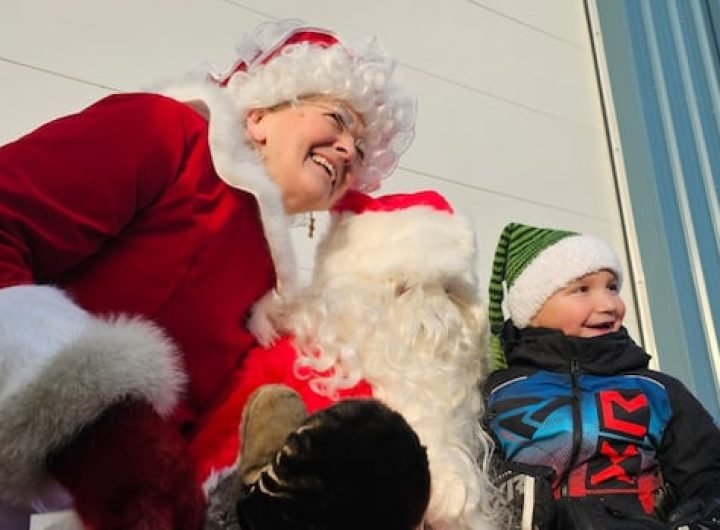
(277, 191), (503, 530)
(212, 19), (416, 192)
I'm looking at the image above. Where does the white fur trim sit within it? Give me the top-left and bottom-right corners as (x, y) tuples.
(29, 511), (82, 530)
(159, 78), (298, 341)
(159, 79), (296, 293)
(507, 234), (623, 328)
(314, 208), (477, 286)
(202, 464), (237, 498)
(0, 285), (92, 404)
(0, 286), (186, 505)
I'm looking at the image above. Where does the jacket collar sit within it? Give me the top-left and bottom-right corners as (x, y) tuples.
(502, 323), (651, 375)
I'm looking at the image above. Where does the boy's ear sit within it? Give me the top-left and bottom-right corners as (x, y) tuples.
(245, 108), (268, 144)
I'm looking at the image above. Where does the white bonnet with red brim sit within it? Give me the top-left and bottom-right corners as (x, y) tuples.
(159, 20), (415, 345)
(211, 19), (416, 193)
(312, 190), (477, 287)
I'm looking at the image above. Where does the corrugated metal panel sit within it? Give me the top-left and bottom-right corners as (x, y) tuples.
(588, 0), (720, 419)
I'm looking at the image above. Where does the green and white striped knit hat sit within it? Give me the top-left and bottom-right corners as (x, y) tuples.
(488, 223), (623, 369)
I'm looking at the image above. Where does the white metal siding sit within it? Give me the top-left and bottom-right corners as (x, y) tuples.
(0, 0), (634, 334)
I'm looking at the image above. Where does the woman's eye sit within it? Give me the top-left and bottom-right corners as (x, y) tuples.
(325, 112), (346, 131)
(326, 112), (365, 164)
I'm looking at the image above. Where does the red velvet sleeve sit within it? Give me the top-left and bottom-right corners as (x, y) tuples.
(0, 93), (197, 288)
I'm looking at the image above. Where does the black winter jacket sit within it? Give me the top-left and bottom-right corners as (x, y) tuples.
(483, 325), (720, 529)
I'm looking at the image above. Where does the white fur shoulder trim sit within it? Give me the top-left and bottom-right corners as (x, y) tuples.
(159, 77), (297, 295)
(159, 78), (298, 340)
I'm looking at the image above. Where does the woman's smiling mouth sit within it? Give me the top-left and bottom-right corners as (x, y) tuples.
(311, 153), (336, 180)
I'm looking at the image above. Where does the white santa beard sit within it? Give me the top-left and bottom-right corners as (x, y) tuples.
(286, 277), (499, 529)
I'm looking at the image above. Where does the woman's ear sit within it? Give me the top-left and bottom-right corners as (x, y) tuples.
(245, 108), (268, 144)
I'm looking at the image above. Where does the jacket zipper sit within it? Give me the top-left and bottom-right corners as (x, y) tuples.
(561, 357), (582, 496)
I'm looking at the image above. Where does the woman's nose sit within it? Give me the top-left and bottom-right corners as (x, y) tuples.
(334, 134), (358, 163)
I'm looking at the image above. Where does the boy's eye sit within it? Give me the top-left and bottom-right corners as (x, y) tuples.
(607, 282), (619, 292)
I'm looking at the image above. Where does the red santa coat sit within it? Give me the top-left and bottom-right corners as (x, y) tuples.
(0, 92), (277, 424)
(0, 86), (297, 506)
(189, 336), (373, 486)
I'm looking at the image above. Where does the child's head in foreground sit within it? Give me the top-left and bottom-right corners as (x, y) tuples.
(489, 222), (625, 368)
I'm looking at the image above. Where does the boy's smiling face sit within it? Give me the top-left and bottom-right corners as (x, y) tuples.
(529, 269), (625, 338)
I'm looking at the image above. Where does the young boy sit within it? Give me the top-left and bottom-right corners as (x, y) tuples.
(483, 222), (720, 529)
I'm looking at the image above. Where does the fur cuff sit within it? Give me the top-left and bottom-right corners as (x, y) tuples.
(0, 314), (186, 506)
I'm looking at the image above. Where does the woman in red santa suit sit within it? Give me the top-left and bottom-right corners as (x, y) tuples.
(195, 190), (504, 530)
(0, 18), (415, 530)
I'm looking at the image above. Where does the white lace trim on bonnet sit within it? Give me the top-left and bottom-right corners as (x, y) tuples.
(210, 19), (417, 192)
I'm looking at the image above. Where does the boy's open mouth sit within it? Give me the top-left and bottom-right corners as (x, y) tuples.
(586, 321), (615, 331)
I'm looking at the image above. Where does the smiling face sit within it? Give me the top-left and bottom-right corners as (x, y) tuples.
(529, 269), (625, 338)
(246, 97), (366, 214)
